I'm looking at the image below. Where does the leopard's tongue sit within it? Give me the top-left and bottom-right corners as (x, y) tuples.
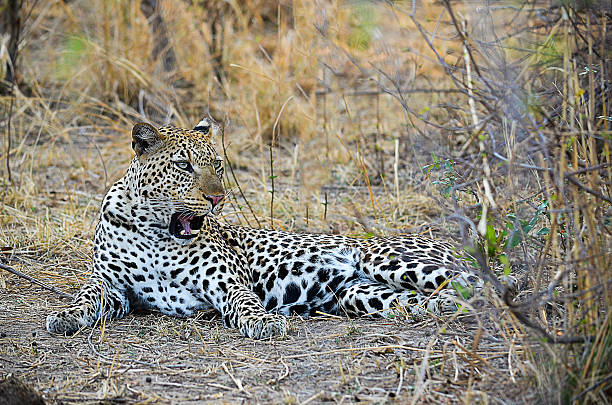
(179, 217), (192, 235)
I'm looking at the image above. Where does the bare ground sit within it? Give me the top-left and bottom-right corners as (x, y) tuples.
(1, 276), (537, 404)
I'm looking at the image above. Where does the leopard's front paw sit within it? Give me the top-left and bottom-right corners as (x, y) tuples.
(46, 309), (89, 336)
(239, 313), (288, 339)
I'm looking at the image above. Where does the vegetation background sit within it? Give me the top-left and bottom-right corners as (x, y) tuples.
(0, 0), (609, 403)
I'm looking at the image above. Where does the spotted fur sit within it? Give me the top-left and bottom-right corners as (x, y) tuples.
(46, 118), (480, 339)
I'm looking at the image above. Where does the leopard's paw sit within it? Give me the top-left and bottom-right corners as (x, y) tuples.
(428, 291), (461, 315)
(240, 313), (288, 339)
(440, 299), (460, 314)
(46, 309), (88, 336)
(389, 290), (459, 321)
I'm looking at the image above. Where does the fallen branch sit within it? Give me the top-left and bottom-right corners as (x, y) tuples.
(0, 262), (73, 299)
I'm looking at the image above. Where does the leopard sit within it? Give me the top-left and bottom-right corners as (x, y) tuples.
(46, 117), (481, 339)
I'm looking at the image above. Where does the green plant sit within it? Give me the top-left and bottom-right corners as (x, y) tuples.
(422, 154), (457, 197)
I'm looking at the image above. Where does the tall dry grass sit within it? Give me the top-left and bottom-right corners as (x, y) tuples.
(330, 2), (610, 403)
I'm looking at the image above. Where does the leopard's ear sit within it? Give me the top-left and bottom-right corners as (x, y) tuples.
(132, 123), (165, 157)
(193, 117), (221, 140)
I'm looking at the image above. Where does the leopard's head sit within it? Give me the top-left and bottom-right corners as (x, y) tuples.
(131, 117), (225, 240)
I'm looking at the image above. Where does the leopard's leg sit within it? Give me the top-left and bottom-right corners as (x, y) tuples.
(201, 241), (288, 339)
(46, 275), (129, 335)
(337, 282), (458, 319)
(359, 239), (480, 295)
(212, 283), (287, 339)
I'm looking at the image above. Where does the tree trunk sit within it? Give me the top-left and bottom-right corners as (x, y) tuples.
(1, 0), (21, 95)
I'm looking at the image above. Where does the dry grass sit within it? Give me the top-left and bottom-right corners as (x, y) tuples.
(1, 0), (610, 403)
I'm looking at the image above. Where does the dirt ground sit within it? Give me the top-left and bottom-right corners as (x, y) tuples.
(1, 278), (536, 404)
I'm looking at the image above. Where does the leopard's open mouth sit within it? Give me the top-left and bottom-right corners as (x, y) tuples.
(169, 213), (205, 239)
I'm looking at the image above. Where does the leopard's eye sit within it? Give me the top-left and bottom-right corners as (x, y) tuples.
(175, 161), (193, 172)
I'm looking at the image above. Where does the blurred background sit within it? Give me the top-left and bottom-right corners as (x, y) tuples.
(0, 1), (610, 403)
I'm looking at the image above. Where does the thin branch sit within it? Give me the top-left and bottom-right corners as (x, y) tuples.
(572, 374), (612, 402)
(0, 262), (73, 299)
(565, 162), (611, 176)
(566, 173), (612, 203)
(269, 144), (275, 229)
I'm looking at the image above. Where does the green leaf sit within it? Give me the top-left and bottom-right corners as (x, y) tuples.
(499, 254), (511, 276)
(507, 232), (522, 249)
(451, 281), (473, 299)
(537, 227), (550, 236)
(485, 224), (498, 256)
(485, 224), (496, 244)
(57, 35), (90, 80)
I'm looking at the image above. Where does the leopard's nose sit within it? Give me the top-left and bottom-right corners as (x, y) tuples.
(206, 194), (224, 207)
